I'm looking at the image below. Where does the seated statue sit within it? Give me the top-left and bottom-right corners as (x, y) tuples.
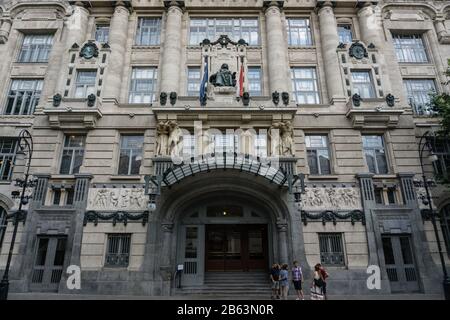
(209, 63), (236, 87)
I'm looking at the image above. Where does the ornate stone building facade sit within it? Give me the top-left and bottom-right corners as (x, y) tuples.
(0, 0), (449, 296)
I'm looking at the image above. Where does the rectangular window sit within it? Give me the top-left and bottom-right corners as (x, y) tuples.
(255, 133), (267, 158)
(213, 133), (239, 154)
(319, 233), (345, 266)
(351, 70), (375, 98)
(118, 135), (144, 175)
(187, 67), (201, 96)
(0, 138), (17, 181)
(5, 79), (43, 115)
(404, 79), (437, 115)
(182, 134), (196, 159)
(305, 135), (331, 175)
(189, 18), (259, 46)
(18, 34), (53, 63)
(95, 25), (110, 43)
(248, 66), (262, 96)
(286, 18), (312, 46)
(430, 137), (450, 179)
(74, 70), (97, 98)
(105, 234), (131, 267)
(128, 67), (157, 103)
(392, 34), (428, 63)
(338, 24), (353, 44)
(135, 17), (161, 46)
(291, 67), (320, 104)
(60, 135), (86, 175)
(65, 188), (75, 205)
(363, 135), (388, 174)
(53, 190), (61, 205)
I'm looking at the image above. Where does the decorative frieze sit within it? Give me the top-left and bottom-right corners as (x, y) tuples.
(83, 210), (149, 226)
(87, 188), (149, 211)
(301, 210), (365, 226)
(301, 187), (362, 211)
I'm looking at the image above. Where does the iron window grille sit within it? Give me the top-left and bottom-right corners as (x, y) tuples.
(5, 79), (43, 115)
(59, 135), (86, 175)
(74, 70), (97, 98)
(95, 25), (110, 43)
(305, 135), (331, 175)
(135, 18), (161, 46)
(351, 70), (376, 98)
(247, 66), (262, 96)
(362, 135), (389, 174)
(105, 234), (131, 267)
(128, 67), (158, 103)
(291, 67), (320, 104)
(319, 233), (345, 266)
(18, 34), (54, 63)
(189, 18), (259, 46)
(404, 79), (437, 116)
(286, 18), (313, 46)
(392, 34), (428, 63)
(0, 138), (18, 181)
(187, 67), (201, 96)
(118, 135), (144, 175)
(337, 24), (353, 44)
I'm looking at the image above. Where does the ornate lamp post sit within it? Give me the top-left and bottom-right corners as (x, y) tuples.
(418, 131), (450, 300)
(0, 129), (34, 300)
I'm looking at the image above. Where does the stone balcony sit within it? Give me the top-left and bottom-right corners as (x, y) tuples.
(42, 96), (103, 129)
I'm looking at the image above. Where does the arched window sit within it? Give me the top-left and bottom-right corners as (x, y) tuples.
(440, 204), (450, 257)
(0, 207), (7, 250)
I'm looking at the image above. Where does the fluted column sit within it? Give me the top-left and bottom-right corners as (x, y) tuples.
(317, 2), (345, 103)
(103, 2), (130, 102)
(264, 2), (290, 94)
(160, 1), (183, 95)
(65, 2), (89, 48)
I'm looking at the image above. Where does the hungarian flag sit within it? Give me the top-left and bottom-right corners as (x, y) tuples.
(236, 63), (244, 97)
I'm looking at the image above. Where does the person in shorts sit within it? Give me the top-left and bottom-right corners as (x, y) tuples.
(270, 263), (280, 299)
(291, 260), (304, 300)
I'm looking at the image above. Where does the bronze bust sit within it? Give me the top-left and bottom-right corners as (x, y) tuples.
(209, 63), (236, 87)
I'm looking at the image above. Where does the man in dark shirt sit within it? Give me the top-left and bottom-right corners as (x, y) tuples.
(270, 264), (281, 299)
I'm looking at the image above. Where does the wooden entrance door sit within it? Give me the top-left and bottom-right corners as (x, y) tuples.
(205, 224), (268, 271)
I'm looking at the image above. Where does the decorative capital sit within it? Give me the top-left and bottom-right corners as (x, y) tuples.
(316, 1), (336, 9)
(163, 0), (185, 9)
(162, 222), (174, 233)
(263, 0), (284, 12)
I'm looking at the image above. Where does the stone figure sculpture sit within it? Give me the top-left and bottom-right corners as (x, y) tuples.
(168, 121), (182, 155)
(269, 121), (294, 156)
(209, 63), (236, 87)
(156, 121), (170, 156)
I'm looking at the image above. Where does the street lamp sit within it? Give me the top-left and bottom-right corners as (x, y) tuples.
(418, 130), (450, 300)
(0, 129), (34, 300)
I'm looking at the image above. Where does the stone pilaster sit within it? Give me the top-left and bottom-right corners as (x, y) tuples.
(102, 2), (130, 102)
(64, 2), (89, 48)
(264, 2), (290, 94)
(160, 1), (184, 95)
(161, 222), (174, 267)
(32, 174), (51, 206)
(426, 27), (449, 93)
(276, 221), (289, 264)
(397, 172), (417, 207)
(317, 2), (345, 104)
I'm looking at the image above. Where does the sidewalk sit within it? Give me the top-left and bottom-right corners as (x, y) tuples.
(8, 292), (444, 300)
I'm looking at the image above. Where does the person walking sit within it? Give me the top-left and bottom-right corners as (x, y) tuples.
(291, 260), (304, 300)
(279, 264), (289, 300)
(310, 263), (326, 300)
(318, 263), (329, 300)
(270, 263), (280, 300)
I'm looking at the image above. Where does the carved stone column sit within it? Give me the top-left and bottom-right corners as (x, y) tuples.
(0, 18), (12, 43)
(264, 1), (290, 94)
(434, 18), (448, 42)
(276, 221), (289, 264)
(65, 2), (89, 48)
(102, 2), (130, 102)
(160, 222), (174, 268)
(317, 2), (345, 104)
(32, 174), (51, 206)
(160, 1), (184, 95)
(397, 173), (417, 207)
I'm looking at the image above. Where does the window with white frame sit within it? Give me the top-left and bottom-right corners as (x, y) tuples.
(404, 79), (437, 116)
(95, 24), (110, 43)
(74, 71), (97, 98)
(286, 18), (312, 46)
(319, 233), (345, 266)
(118, 135), (144, 175)
(291, 67), (320, 104)
(392, 34), (428, 63)
(305, 135), (331, 175)
(0, 138), (17, 181)
(362, 135), (389, 174)
(18, 34), (53, 63)
(129, 67), (158, 103)
(248, 66), (262, 96)
(4, 79), (43, 115)
(60, 135), (86, 175)
(135, 18), (161, 46)
(337, 24), (353, 44)
(187, 67), (201, 96)
(189, 18), (259, 46)
(213, 133), (239, 154)
(351, 70), (376, 98)
(105, 234), (131, 267)
(182, 134), (196, 159)
(255, 133), (267, 158)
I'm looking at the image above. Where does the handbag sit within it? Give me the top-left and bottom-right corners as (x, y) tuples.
(310, 285), (324, 300)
